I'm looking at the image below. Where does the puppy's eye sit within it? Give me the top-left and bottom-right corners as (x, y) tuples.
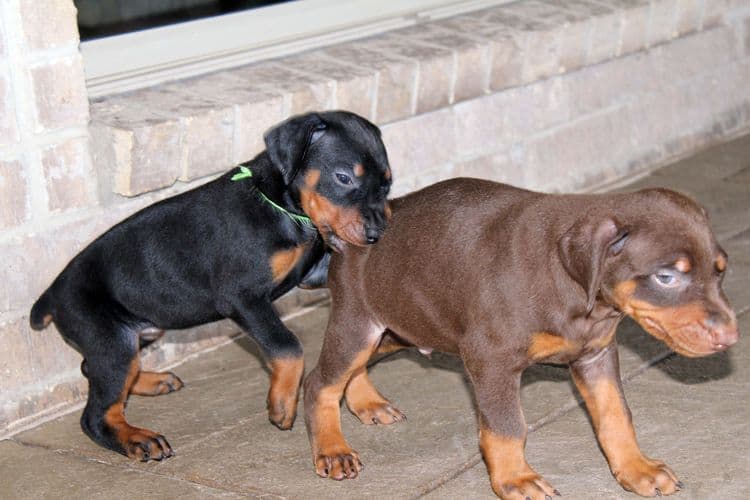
(335, 173), (352, 186)
(652, 271), (679, 287)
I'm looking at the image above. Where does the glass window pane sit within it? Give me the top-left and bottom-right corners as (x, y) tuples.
(75, 0), (292, 41)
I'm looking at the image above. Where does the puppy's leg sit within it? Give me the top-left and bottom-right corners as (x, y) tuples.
(345, 335), (408, 425)
(465, 347), (558, 500)
(571, 342), (681, 496)
(304, 320), (382, 480)
(230, 299), (304, 430)
(80, 338), (173, 461)
(130, 371), (184, 396)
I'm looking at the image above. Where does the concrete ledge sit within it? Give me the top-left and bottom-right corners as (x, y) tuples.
(90, 0), (727, 197)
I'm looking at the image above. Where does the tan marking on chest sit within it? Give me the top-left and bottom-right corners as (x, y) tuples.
(528, 332), (579, 361)
(270, 245), (306, 283)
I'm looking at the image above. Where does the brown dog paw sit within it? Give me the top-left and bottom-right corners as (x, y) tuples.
(121, 428), (174, 462)
(491, 473), (560, 500)
(130, 371), (184, 397)
(267, 399), (297, 430)
(314, 447), (363, 480)
(613, 456), (681, 496)
(349, 400), (406, 425)
(267, 357), (303, 430)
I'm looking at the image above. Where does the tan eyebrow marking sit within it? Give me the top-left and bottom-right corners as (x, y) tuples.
(715, 254), (727, 273)
(353, 164), (364, 177)
(674, 257), (691, 273)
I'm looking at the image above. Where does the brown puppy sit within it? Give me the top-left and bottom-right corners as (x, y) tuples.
(303, 178), (739, 499)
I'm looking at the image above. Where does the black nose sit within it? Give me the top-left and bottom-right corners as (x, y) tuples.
(365, 227), (380, 244)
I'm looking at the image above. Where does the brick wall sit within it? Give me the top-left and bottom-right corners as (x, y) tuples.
(2, 0), (750, 435)
(0, 0), (96, 432)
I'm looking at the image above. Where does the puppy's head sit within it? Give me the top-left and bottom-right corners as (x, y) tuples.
(559, 188), (738, 357)
(264, 111), (391, 251)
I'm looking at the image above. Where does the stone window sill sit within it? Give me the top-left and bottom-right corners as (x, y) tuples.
(89, 0), (723, 198)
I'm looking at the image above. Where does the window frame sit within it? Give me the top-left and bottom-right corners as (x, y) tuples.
(81, 0), (510, 97)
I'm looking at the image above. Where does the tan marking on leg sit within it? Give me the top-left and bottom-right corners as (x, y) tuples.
(311, 349), (375, 480)
(527, 331), (578, 361)
(571, 376), (680, 496)
(103, 358), (174, 461)
(270, 245), (306, 283)
(384, 167), (391, 180)
(42, 314), (53, 328)
(345, 368), (405, 425)
(267, 357), (305, 429)
(130, 371), (184, 396)
(480, 430), (557, 499)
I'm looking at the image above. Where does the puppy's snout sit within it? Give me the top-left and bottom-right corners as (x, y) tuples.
(709, 323), (739, 350)
(365, 226), (381, 244)
(705, 309), (739, 350)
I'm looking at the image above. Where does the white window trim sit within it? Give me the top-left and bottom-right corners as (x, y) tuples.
(81, 0), (511, 97)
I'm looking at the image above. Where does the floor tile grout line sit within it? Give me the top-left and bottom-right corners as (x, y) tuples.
(412, 348), (675, 498)
(7, 437), (277, 498)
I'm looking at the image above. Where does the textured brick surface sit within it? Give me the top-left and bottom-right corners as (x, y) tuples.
(374, 36), (454, 114)
(0, 70), (19, 145)
(89, 100), (181, 197)
(276, 51), (377, 119)
(29, 55), (88, 132)
(122, 85), (235, 182)
(392, 24), (491, 103)
(703, 0), (730, 27)
(232, 62), (334, 115)
(41, 136), (97, 212)
(324, 42), (418, 123)
(0, 159), (27, 229)
(0, 317), (35, 395)
(604, 0), (651, 55)
(675, 0), (703, 35)
(381, 108), (456, 195)
(488, 31), (528, 90)
(649, 0), (679, 45)
(19, 0), (79, 50)
(231, 91), (285, 164)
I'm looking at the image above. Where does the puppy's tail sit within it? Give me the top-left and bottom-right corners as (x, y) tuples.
(30, 289), (54, 330)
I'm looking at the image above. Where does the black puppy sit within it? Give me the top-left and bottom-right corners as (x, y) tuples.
(29, 111), (392, 461)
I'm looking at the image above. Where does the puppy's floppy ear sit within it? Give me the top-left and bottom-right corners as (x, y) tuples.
(558, 217), (628, 314)
(264, 113), (327, 185)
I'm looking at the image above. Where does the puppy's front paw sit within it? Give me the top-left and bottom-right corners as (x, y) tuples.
(121, 428), (174, 462)
(490, 472), (560, 500)
(267, 398), (297, 430)
(314, 447), (363, 480)
(349, 400), (406, 425)
(613, 456), (681, 496)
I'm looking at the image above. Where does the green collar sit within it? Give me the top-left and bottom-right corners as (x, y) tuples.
(231, 165), (315, 229)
